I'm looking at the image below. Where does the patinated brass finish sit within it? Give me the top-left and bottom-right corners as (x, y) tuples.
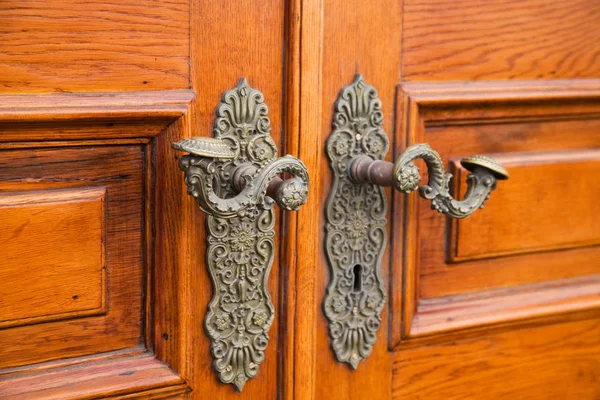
(172, 78), (309, 391)
(324, 75), (508, 370)
(324, 75), (388, 370)
(350, 144), (508, 218)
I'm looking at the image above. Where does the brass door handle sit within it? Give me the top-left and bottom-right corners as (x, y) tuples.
(172, 78), (308, 391)
(323, 75), (507, 370)
(175, 138), (308, 217)
(348, 144), (508, 219)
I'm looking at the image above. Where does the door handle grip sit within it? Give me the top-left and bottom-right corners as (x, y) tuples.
(323, 75), (507, 371)
(172, 78), (308, 392)
(349, 145), (508, 219)
(174, 139), (308, 218)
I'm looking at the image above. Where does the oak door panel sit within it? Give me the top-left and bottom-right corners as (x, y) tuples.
(0, 0), (190, 93)
(393, 317), (600, 400)
(450, 150), (599, 261)
(402, 0), (600, 81)
(392, 81), (600, 347)
(0, 145), (145, 368)
(0, 187), (106, 329)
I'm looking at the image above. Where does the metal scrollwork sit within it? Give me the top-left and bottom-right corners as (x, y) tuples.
(172, 78), (309, 391)
(324, 74), (388, 369)
(392, 145), (508, 219)
(324, 75), (508, 370)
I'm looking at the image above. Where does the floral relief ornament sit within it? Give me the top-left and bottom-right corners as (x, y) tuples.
(324, 75), (388, 370)
(253, 141), (274, 161)
(346, 210), (369, 239)
(397, 164), (422, 193)
(335, 138), (350, 155)
(276, 179), (308, 210)
(229, 221), (257, 252)
(172, 79), (309, 392)
(366, 135), (384, 154)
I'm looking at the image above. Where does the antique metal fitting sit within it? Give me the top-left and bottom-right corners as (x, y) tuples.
(349, 147), (508, 218)
(323, 75), (507, 370)
(172, 78), (309, 391)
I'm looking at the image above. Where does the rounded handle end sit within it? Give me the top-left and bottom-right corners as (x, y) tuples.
(460, 155), (509, 180)
(270, 177), (308, 211)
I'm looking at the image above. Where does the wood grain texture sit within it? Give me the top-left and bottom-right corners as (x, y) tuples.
(0, 187), (106, 329)
(0, 145), (144, 369)
(0, 6), (196, 396)
(393, 317), (600, 400)
(312, 0), (402, 399)
(410, 275), (600, 340)
(450, 150), (600, 262)
(0, 90), (195, 141)
(402, 0), (600, 81)
(280, 0), (322, 398)
(0, 0), (190, 93)
(390, 80), (600, 350)
(3, 0), (600, 398)
(153, 1), (288, 398)
(0, 354), (186, 400)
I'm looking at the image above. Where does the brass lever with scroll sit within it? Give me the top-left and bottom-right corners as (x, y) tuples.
(172, 78), (308, 392)
(323, 75), (507, 370)
(349, 145), (508, 219)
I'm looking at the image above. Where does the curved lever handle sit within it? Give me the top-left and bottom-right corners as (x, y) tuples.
(174, 140), (309, 219)
(348, 143), (508, 219)
(172, 83), (309, 220)
(324, 75), (507, 372)
(171, 78), (308, 391)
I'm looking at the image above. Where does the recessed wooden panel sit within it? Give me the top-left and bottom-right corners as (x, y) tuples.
(449, 150), (600, 262)
(391, 81), (600, 347)
(402, 0), (600, 81)
(0, 0), (189, 93)
(0, 187), (106, 328)
(0, 145), (144, 369)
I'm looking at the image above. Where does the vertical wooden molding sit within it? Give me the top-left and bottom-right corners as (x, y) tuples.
(282, 0), (323, 398)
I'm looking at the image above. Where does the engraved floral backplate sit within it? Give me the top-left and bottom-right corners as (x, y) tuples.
(323, 75), (388, 369)
(174, 80), (285, 391)
(203, 81), (278, 391)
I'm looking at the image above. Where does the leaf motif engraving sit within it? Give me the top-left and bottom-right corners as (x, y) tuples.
(324, 75), (388, 370)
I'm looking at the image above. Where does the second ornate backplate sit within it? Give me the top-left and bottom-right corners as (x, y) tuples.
(323, 75), (388, 369)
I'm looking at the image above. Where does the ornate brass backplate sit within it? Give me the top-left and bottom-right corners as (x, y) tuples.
(323, 75), (507, 370)
(172, 79), (308, 391)
(323, 75), (388, 369)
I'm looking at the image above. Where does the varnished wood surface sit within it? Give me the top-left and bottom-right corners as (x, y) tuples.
(402, 0), (600, 81)
(0, 90), (195, 141)
(0, 354), (186, 400)
(451, 150), (600, 261)
(0, 145), (144, 369)
(312, 0), (402, 399)
(410, 275), (600, 340)
(393, 317), (600, 399)
(0, 187), (106, 328)
(152, 0), (290, 398)
(0, 91), (195, 122)
(0, 0), (190, 93)
(281, 0), (323, 398)
(391, 81), (600, 357)
(2, 0), (600, 398)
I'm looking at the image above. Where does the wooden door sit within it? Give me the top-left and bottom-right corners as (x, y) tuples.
(0, 1), (598, 399)
(311, 1), (600, 399)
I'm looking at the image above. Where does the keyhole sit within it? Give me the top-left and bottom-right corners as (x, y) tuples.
(353, 264), (363, 293)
